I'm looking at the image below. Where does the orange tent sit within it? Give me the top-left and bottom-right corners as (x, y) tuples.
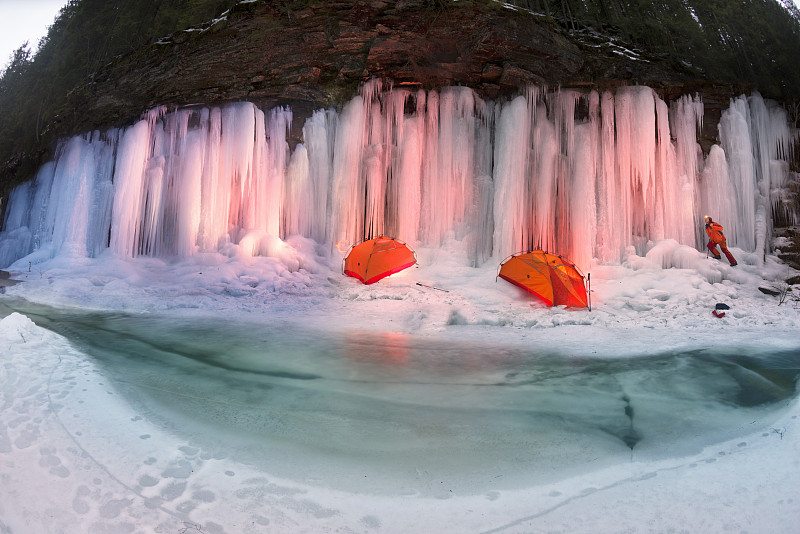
(498, 250), (589, 308)
(344, 236), (417, 285)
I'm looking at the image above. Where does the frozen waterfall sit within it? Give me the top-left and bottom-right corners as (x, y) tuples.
(1, 82), (797, 272)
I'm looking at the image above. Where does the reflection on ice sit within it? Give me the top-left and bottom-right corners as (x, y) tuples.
(3, 299), (799, 496)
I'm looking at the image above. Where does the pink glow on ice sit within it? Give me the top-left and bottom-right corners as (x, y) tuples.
(1, 84), (797, 273)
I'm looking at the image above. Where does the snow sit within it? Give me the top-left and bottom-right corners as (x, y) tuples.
(1, 232), (799, 533)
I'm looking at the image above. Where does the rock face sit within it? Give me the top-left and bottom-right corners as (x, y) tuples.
(77, 0), (745, 147)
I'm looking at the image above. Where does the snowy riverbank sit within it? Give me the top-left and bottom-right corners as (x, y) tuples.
(1, 238), (799, 533)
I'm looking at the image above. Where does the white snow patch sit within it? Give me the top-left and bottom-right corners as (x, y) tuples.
(0, 237), (799, 533)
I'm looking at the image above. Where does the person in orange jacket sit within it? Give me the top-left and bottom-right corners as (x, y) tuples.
(704, 216), (737, 266)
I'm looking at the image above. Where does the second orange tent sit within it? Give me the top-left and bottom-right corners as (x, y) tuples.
(498, 250), (588, 308)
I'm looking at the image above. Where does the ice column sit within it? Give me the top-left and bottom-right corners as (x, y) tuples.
(420, 87), (479, 246)
(393, 90), (425, 246)
(283, 108), (335, 243)
(2, 83), (798, 273)
(718, 95), (758, 253)
(747, 93), (795, 258)
(330, 88), (371, 248)
(40, 133), (116, 259)
(669, 94), (704, 247)
(111, 114), (159, 257)
(492, 95), (532, 260)
(0, 179), (35, 267)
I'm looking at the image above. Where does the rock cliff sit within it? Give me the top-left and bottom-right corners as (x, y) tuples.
(74, 0), (747, 151)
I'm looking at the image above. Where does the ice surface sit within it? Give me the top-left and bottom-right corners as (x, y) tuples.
(1, 231), (799, 532)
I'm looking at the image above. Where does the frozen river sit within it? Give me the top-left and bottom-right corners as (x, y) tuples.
(3, 297), (798, 499)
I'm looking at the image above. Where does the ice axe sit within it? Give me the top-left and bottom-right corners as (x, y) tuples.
(416, 282), (449, 292)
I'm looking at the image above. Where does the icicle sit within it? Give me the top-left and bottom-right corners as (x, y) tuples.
(25, 134), (112, 260)
(530, 101), (558, 255)
(303, 108), (336, 243)
(717, 95), (757, 252)
(0, 180), (35, 267)
(330, 93), (369, 248)
(468, 99), (495, 267)
(265, 107), (292, 238)
(171, 110), (205, 258)
(594, 91), (619, 263)
(394, 90), (425, 245)
(700, 145), (737, 237)
(570, 120), (597, 272)
(421, 87), (477, 246)
(111, 119), (153, 257)
(2, 182), (33, 234)
(668, 94), (704, 248)
(418, 90), (440, 245)
(492, 95), (532, 259)
(283, 143), (311, 239)
(198, 108), (222, 252)
(746, 93), (796, 260)
(2, 83), (797, 274)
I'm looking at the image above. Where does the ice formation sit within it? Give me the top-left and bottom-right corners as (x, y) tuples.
(1, 82), (797, 272)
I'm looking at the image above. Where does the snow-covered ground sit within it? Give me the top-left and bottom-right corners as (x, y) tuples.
(1, 238), (799, 534)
